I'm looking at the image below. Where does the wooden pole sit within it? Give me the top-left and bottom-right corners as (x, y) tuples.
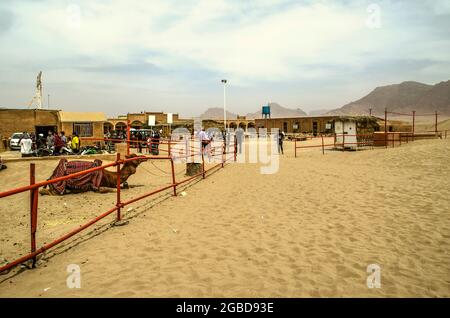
(412, 110), (416, 142)
(294, 138), (297, 158)
(321, 135), (324, 155)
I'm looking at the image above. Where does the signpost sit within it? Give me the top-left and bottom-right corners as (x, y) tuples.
(148, 115), (156, 127)
(167, 113), (173, 136)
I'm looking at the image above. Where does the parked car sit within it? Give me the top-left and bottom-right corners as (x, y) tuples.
(8, 132), (24, 150)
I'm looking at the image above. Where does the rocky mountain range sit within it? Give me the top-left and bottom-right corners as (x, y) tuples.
(198, 80), (450, 120)
(327, 80), (450, 116)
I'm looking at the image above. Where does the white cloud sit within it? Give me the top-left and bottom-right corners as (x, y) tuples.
(0, 0), (449, 115)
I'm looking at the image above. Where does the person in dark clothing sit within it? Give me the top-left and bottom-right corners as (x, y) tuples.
(151, 130), (161, 155)
(53, 133), (65, 155)
(278, 130), (285, 154)
(236, 128), (244, 154)
(0, 156), (7, 170)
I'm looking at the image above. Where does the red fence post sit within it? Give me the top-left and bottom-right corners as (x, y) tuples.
(168, 139), (171, 156)
(321, 135), (324, 155)
(116, 153), (122, 222)
(170, 158), (177, 196)
(30, 163), (38, 267)
(126, 120), (131, 156)
(435, 111), (438, 135)
(221, 143), (225, 168)
(234, 135), (237, 162)
(202, 149), (205, 179)
(412, 110), (416, 141)
(384, 108), (388, 148)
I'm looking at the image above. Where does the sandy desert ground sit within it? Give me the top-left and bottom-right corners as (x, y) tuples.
(0, 137), (449, 297)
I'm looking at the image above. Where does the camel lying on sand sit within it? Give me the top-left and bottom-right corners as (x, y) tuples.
(39, 154), (146, 195)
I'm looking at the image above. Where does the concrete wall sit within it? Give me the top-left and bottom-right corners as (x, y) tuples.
(254, 117), (338, 134)
(0, 109), (60, 139)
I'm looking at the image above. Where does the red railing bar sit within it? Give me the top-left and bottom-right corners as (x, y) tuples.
(121, 184), (175, 206)
(0, 137), (239, 274)
(0, 206), (119, 273)
(0, 162), (118, 199)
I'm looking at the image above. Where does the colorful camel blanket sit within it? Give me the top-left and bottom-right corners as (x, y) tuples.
(47, 159), (104, 195)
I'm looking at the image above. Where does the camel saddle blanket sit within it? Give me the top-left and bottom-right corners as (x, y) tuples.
(47, 159), (104, 194)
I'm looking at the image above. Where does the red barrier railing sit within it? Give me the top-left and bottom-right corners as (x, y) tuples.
(0, 143), (236, 274)
(294, 134), (374, 157)
(294, 128), (447, 157)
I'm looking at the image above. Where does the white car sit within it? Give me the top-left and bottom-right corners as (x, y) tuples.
(9, 132), (24, 150)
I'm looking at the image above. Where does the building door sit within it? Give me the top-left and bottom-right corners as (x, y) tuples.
(312, 121), (318, 136)
(35, 126), (57, 137)
(283, 122), (288, 133)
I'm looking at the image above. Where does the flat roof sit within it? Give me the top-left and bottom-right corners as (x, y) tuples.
(59, 111), (106, 122)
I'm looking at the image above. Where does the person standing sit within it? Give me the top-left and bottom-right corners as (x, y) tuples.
(71, 132), (80, 153)
(60, 131), (67, 144)
(198, 128), (210, 154)
(278, 130), (285, 154)
(236, 127), (244, 154)
(47, 131), (55, 150)
(20, 133), (33, 157)
(53, 132), (65, 155)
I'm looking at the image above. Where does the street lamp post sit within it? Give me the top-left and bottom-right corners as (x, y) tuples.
(221, 79), (227, 131)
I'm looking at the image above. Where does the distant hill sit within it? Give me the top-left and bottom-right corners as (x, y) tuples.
(308, 109), (331, 116)
(246, 102), (307, 119)
(200, 107), (238, 120)
(327, 80), (450, 116)
(413, 80), (450, 115)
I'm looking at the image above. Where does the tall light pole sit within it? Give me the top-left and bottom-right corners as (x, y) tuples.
(221, 79), (227, 131)
(48, 94), (50, 109)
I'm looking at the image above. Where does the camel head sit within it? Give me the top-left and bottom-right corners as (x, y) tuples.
(122, 153), (146, 175)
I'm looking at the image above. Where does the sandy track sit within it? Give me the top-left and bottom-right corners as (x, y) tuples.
(0, 138), (449, 297)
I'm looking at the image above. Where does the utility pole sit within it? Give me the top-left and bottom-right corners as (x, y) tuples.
(221, 79), (227, 131)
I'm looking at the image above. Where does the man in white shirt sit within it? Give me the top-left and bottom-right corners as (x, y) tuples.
(20, 133), (33, 157)
(198, 128), (210, 155)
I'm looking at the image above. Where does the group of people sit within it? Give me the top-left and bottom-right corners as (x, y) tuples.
(18, 130), (81, 157)
(104, 129), (162, 154)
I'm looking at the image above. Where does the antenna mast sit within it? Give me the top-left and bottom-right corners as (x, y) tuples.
(28, 71), (43, 109)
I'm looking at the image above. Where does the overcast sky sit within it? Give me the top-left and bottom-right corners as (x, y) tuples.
(0, 0), (449, 118)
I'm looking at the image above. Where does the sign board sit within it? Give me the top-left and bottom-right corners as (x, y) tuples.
(167, 113), (173, 124)
(293, 124), (298, 129)
(148, 115), (156, 126)
(325, 123), (332, 130)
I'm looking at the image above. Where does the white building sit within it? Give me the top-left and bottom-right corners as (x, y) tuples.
(334, 119), (357, 150)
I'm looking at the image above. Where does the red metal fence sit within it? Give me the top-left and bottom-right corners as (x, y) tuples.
(294, 134), (374, 157)
(0, 139), (236, 274)
(294, 130), (448, 157)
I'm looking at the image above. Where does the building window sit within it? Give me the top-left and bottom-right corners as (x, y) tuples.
(73, 123), (93, 137)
